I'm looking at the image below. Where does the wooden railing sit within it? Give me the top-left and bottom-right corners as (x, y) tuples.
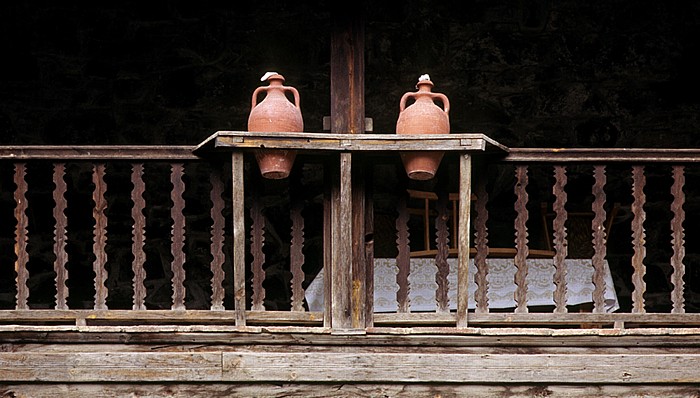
(2, 139), (700, 331)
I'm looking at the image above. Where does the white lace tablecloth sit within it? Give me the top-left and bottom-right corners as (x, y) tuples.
(306, 258), (619, 313)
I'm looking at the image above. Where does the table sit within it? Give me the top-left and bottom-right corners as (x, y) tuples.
(306, 258), (619, 313)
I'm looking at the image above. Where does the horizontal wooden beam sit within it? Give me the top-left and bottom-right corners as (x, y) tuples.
(0, 146), (199, 160)
(2, 383), (699, 397)
(504, 147), (700, 163)
(195, 131), (508, 153)
(2, 348), (700, 383)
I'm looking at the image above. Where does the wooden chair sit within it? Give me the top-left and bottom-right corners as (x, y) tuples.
(405, 189), (556, 258)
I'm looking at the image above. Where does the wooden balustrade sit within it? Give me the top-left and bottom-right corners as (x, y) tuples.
(1, 141), (700, 331)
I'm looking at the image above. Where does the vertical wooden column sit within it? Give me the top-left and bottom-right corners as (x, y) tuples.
(330, 4), (366, 330)
(456, 154), (472, 328)
(232, 152), (247, 326)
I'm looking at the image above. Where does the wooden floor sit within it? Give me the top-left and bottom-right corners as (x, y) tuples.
(2, 327), (700, 397)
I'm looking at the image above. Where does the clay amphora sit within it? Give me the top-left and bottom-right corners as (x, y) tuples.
(396, 74), (450, 180)
(248, 72), (303, 179)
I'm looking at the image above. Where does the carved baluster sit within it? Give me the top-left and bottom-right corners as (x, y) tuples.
(290, 199), (306, 312)
(14, 163), (29, 310)
(250, 182), (266, 311)
(170, 163), (186, 311)
(395, 193), (411, 313)
(513, 165), (530, 313)
(552, 165), (568, 313)
(474, 179), (490, 313)
(670, 165), (686, 314)
(52, 163), (69, 310)
(209, 169), (226, 311)
(435, 192), (450, 313)
(131, 163), (147, 310)
(92, 163), (109, 310)
(631, 165), (647, 313)
(591, 165), (608, 313)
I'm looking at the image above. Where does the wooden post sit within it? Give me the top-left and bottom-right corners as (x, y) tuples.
(456, 154), (472, 328)
(232, 152), (246, 326)
(330, 4), (367, 330)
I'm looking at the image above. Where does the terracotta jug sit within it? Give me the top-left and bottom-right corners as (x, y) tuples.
(248, 72), (304, 179)
(396, 74), (450, 180)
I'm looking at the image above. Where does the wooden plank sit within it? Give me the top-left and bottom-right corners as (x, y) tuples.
(92, 163), (109, 311)
(209, 168), (226, 311)
(221, 351), (700, 383)
(435, 191), (450, 313)
(250, 175), (266, 312)
(591, 165), (608, 313)
(473, 167), (490, 314)
(52, 163), (69, 310)
(513, 165), (530, 313)
(197, 131), (507, 153)
(505, 147), (700, 163)
(170, 163), (186, 311)
(456, 154), (472, 327)
(331, 153), (353, 329)
(3, 383), (700, 398)
(552, 165), (568, 313)
(231, 152), (247, 326)
(670, 165), (686, 314)
(0, 146), (198, 160)
(631, 165), (647, 313)
(130, 163), (147, 311)
(395, 193), (411, 313)
(13, 162), (29, 310)
(290, 199), (305, 312)
(0, 352), (222, 382)
(322, 159), (333, 328)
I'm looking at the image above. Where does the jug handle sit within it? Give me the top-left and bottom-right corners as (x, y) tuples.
(251, 86), (301, 110)
(284, 86), (301, 110)
(251, 86), (267, 109)
(399, 92), (450, 114)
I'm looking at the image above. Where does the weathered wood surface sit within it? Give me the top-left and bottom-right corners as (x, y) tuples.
(2, 383), (699, 398)
(0, 145), (199, 159)
(231, 152), (246, 326)
(552, 165), (568, 313)
(52, 163), (69, 310)
(513, 165), (530, 314)
(591, 165), (608, 313)
(196, 131), (508, 153)
(209, 169), (226, 311)
(456, 154), (472, 327)
(631, 165), (647, 313)
(505, 147), (700, 162)
(670, 165), (686, 314)
(13, 163), (29, 310)
(170, 163), (187, 311)
(92, 163), (109, 311)
(130, 163), (147, 311)
(2, 346), (700, 384)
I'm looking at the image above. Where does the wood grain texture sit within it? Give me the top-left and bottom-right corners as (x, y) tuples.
(231, 152), (247, 326)
(473, 174), (489, 314)
(52, 163), (69, 310)
(92, 163), (109, 311)
(130, 163), (147, 311)
(13, 163), (29, 310)
(552, 165), (568, 313)
(250, 178), (266, 312)
(670, 165), (686, 314)
(169, 163), (186, 311)
(395, 194), (411, 313)
(290, 200), (305, 312)
(434, 192), (450, 313)
(209, 169), (226, 311)
(513, 165), (530, 313)
(457, 154), (472, 327)
(591, 165), (608, 313)
(631, 165), (647, 313)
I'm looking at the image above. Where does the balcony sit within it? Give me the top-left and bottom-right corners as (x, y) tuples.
(2, 135), (700, 391)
